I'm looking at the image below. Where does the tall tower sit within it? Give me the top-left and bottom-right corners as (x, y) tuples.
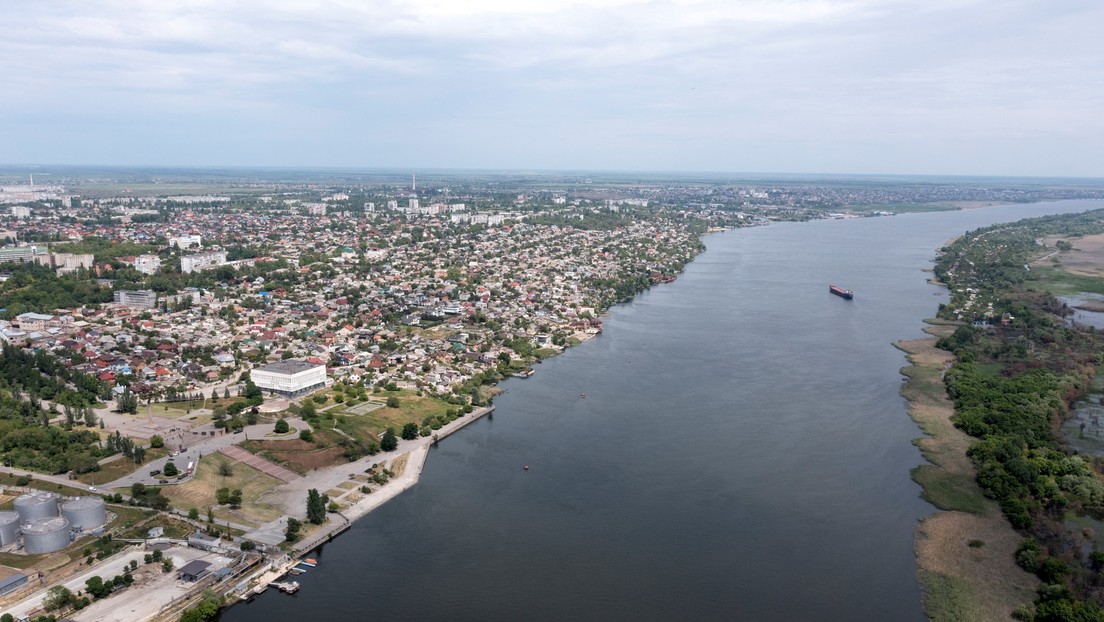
(412, 173), (416, 192)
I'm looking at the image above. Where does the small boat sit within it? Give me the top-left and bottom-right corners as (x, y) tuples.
(829, 285), (854, 300)
(300, 558), (318, 567)
(290, 567), (306, 575)
(580, 393), (587, 399)
(523, 465), (529, 471)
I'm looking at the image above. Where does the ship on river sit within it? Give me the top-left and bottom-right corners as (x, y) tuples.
(829, 285), (854, 299)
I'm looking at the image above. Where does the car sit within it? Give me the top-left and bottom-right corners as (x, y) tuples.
(149, 469), (161, 477)
(176, 475), (186, 480)
(88, 486), (97, 491)
(159, 479), (168, 484)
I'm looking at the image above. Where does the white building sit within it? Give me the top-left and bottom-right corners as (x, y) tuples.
(170, 234), (202, 249)
(133, 254), (162, 275)
(52, 252), (94, 274)
(251, 360), (327, 397)
(181, 251), (228, 273)
(114, 290), (157, 309)
(10, 206), (30, 219)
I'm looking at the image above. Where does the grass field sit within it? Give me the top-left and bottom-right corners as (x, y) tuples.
(159, 453), (284, 527)
(330, 391), (452, 443)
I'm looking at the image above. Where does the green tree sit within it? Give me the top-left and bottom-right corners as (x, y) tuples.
(43, 585), (75, 611)
(306, 488), (326, 525)
(380, 428), (398, 452)
(274, 418), (289, 434)
(149, 434), (164, 448)
(85, 575), (110, 599)
(218, 462), (233, 477)
(386, 396), (401, 408)
(285, 517), (302, 541)
(300, 401), (317, 418)
(401, 422), (418, 441)
(188, 507), (200, 520)
(163, 461), (179, 477)
(299, 429), (314, 442)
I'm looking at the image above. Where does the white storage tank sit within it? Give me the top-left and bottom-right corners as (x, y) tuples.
(21, 516), (71, 554)
(61, 497), (106, 531)
(13, 491), (59, 522)
(0, 512), (20, 546)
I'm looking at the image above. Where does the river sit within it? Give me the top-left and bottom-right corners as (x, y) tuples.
(219, 200), (1104, 621)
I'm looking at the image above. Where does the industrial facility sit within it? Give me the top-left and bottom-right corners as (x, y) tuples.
(1, 492), (109, 555)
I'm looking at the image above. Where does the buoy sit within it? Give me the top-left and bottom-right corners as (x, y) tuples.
(523, 465), (529, 471)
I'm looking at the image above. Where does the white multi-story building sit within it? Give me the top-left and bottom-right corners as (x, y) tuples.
(251, 360), (327, 397)
(181, 251), (227, 273)
(113, 290), (157, 309)
(10, 206), (30, 219)
(133, 254), (162, 275)
(52, 252), (94, 274)
(170, 234), (202, 249)
(0, 245), (49, 265)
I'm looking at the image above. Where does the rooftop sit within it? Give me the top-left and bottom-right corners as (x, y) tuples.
(254, 359), (325, 375)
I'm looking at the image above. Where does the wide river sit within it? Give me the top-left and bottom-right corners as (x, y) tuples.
(220, 200), (1104, 621)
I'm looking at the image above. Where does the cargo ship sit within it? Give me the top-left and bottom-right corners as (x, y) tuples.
(829, 285), (854, 299)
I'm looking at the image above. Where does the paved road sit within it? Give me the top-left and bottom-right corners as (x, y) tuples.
(104, 418), (311, 490)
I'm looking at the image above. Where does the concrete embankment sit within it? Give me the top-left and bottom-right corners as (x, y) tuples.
(290, 404), (495, 555)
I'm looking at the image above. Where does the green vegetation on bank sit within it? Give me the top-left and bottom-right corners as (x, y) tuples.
(932, 208), (1104, 620)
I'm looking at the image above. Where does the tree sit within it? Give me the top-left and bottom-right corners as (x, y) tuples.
(299, 429), (314, 442)
(401, 422), (418, 441)
(300, 401), (317, 418)
(306, 488), (326, 524)
(386, 396), (401, 409)
(285, 517), (302, 541)
(274, 418), (289, 434)
(188, 507), (200, 520)
(218, 462), (233, 477)
(380, 428), (398, 452)
(116, 390), (139, 414)
(43, 585), (75, 611)
(163, 461), (179, 477)
(85, 575), (110, 599)
(149, 434), (164, 448)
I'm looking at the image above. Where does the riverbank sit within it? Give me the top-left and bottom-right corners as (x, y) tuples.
(897, 326), (1037, 621)
(284, 404), (496, 555)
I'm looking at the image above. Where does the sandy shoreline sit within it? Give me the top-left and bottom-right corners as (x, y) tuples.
(898, 329), (1037, 620)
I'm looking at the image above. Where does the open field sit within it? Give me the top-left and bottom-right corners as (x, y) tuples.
(899, 330), (1038, 621)
(1030, 234), (1104, 295)
(159, 453), (284, 527)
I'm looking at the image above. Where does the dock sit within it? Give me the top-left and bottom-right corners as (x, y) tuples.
(270, 580), (300, 593)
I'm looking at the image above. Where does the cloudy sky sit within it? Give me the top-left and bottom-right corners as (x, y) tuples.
(2, 0), (1101, 176)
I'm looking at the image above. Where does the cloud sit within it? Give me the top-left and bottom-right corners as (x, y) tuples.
(1, 0), (1102, 175)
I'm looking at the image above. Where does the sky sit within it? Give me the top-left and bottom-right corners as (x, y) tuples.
(2, 0), (1102, 177)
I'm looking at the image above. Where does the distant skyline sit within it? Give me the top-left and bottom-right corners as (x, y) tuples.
(3, 1), (1102, 178)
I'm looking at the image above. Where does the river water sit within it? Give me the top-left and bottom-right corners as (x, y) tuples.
(220, 200), (1104, 622)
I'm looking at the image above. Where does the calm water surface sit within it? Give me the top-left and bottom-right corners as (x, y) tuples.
(221, 200), (1104, 621)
